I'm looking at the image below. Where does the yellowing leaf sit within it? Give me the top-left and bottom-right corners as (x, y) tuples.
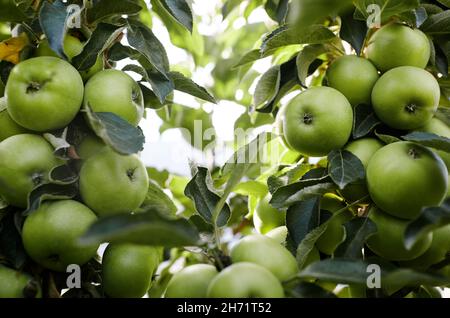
(0, 34), (28, 64)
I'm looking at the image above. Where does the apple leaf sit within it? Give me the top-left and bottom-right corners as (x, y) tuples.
(295, 220), (330, 269)
(140, 84), (169, 110)
(25, 183), (78, 216)
(296, 44), (328, 87)
(353, 103), (381, 139)
(72, 23), (125, 71)
(160, 0), (193, 33)
(86, 0), (142, 24)
(44, 130), (71, 160)
(39, 0), (70, 60)
(334, 217), (377, 259)
(253, 65), (281, 110)
(288, 282), (337, 298)
(383, 269), (450, 292)
(402, 131), (450, 153)
(354, 0), (420, 24)
(286, 197), (322, 248)
(79, 210), (200, 247)
(375, 130), (401, 144)
(169, 71), (216, 103)
(260, 25), (336, 56)
(420, 10), (450, 35)
(264, 0), (289, 24)
(137, 180), (177, 217)
(184, 166), (231, 227)
(84, 108), (145, 155)
(328, 150), (365, 190)
(404, 198), (450, 250)
(233, 49), (262, 68)
(290, 0), (353, 29)
(340, 10), (368, 56)
(137, 57), (175, 103)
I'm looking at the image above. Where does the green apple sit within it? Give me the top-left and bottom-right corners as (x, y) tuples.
(253, 195), (285, 234)
(366, 23), (430, 72)
(5, 56), (84, 132)
(75, 133), (107, 160)
(230, 234), (298, 281)
(165, 264), (218, 298)
(0, 266), (41, 298)
(366, 207), (432, 261)
(340, 138), (384, 202)
(282, 86), (353, 156)
(83, 69), (144, 126)
(22, 200), (99, 272)
(402, 224), (450, 269)
(79, 149), (149, 216)
(0, 134), (62, 207)
(326, 55), (379, 106)
(0, 97), (29, 142)
(207, 262), (284, 298)
(102, 244), (160, 298)
(316, 194), (353, 255)
(371, 66), (440, 130)
(367, 142), (447, 219)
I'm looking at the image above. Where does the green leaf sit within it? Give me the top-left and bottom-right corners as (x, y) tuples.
(221, 0), (243, 19)
(233, 181), (268, 197)
(234, 49), (262, 68)
(184, 166), (231, 227)
(39, 0), (70, 59)
(79, 210), (200, 247)
(286, 197), (321, 247)
(334, 217), (377, 259)
(161, 0), (193, 32)
(354, 0), (420, 24)
(264, 0), (289, 24)
(295, 222), (329, 269)
(437, 0), (450, 8)
(375, 130), (401, 144)
(169, 71), (216, 103)
(84, 108), (145, 155)
(288, 282), (337, 298)
(254, 65), (281, 109)
(327, 150), (365, 190)
(0, 0), (27, 22)
(25, 183), (78, 216)
(296, 44), (328, 87)
(43, 130), (71, 160)
(140, 84), (169, 110)
(402, 131), (450, 153)
(138, 181), (177, 217)
(405, 198), (450, 250)
(340, 10), (368, 55)
(260, 25), (336, 56)
(108, 42), (141, 61)
(72, 23), (125, 71)
(298, 258), (372, 284)
(87, 0), (142, 24)
(353, 103), (381, 139)
(421, 10), (450, 34)
(383, 269), (450, 292)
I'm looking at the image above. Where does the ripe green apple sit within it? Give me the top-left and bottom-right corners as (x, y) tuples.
(253, 195), (285, 234)
(83, 70), (144, 126)
(371, 66), (440, 130)
(22, 200), (99, 272)
(339, 138), (384, 202)
(75, 133), (107, 160)
(0, 134), (62, 207)
(102, 244), (160, 298)
(230, 234), (298, 281)
(367, 142), (448, 219)
(316, 194), (352, 255)
(0, 97), (29, 142)
(79, 149), (149, 216)
(366, 23), (431, 72)
(165, 264), (218, 298)
(282, 87), (353, 156)
(366, 207), (432, 261)
(326, 55), (379, 106)
(5, 56), (84, 132)
(207, 262), (284, 298)
(0, 266), (41, 298)
(401, 224), (450, 270)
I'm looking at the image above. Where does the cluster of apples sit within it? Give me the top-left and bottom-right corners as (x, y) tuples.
(275, 23), (450, 265)
(0, 35), (160, 298)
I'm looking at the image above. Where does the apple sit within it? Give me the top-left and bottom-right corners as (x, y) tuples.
(0, 97), (29, 142)
(366, 207), (433, 261)
(22, 200), (99, 272)
(102, 244), (161, 298)
(367, 141), (448, 219)
(371, 66), (440, 130)
(0, 134), (62, 207)
(165, 264), (218, 298)
(253, 195), (285, 234)
(83, 70), (144, 126)
(366, 23), (430, 72)
(230, 234), (298, 281)
(326, 55), (379, 106)
(75, 133), (107, 160)
(339, 138), (384, 202)
(79, 149), (149, 216)
(0, 266), (41, 298)
(5, 57), (84, 132)
(282, 86), (353, 156)
(207, 262), (284, 298)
